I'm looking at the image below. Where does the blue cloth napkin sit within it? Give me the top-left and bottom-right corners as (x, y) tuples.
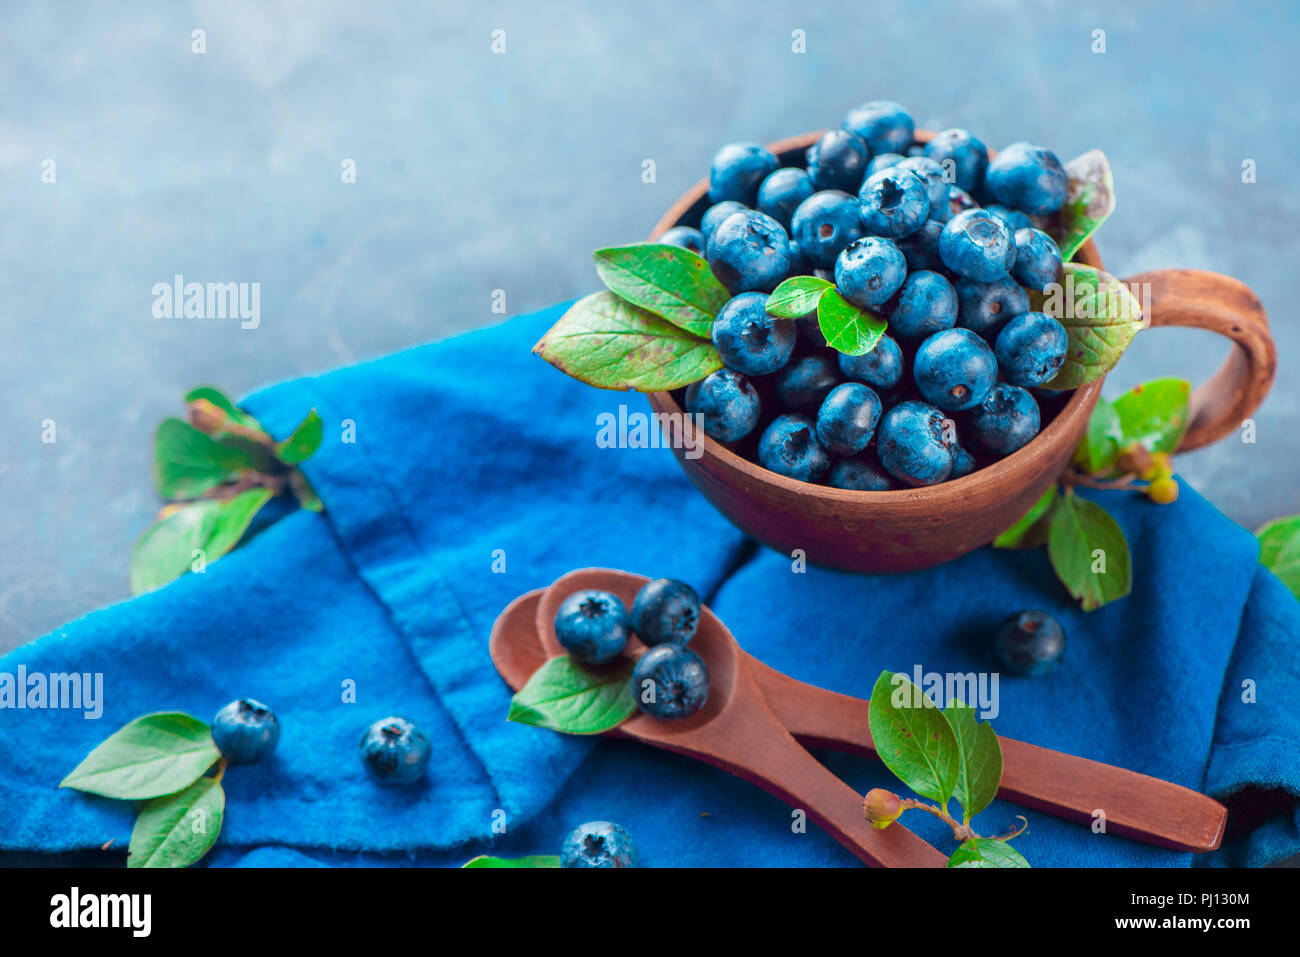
(2, 303), (1297, 867)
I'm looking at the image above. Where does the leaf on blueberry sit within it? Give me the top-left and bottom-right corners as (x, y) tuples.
(947, 837), (1030, 868)
(944, 702), (1002, 824)
(868, 671), (961, 807)
(507, 654), (637, 735)
(534, 291), (722, 392)
(1113, 378), (1190, 456)
(462, 855), (561, 868)
(1055, 149), (1115, 263)
(1256, 515), (1300, 602)
(275, 408), (324, 465)
(1032, 263), (1143, 390)
(817, 288), (886, 357)
(1047, 492), (1132, 611)
(60, 712), (221, 800)
(127, 774), (225, 869)
(593, 243), (729, 338)
(765, 275), (834, 319)
(992, 486), (1059, 550)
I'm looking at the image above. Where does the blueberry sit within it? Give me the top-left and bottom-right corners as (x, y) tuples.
(631, 578), (701, 647)
(757, 167), (815, 231)
(774, 355), (840, 413)
(894, 156), (949, 212)
(757, 413), (831, 481)
(895, 218), (944, 271)
(791, 190), (864, 270)
(1011, 227), (1064, 293)
(685, 368), (762, 442)
(965, 382), (1040, 455)
(955, 277), (1030, 338)
(827, 456), (896, 490)
(922, 128), (989, 193)
(706, 209), (792, 292)
(816, 382), (883, 456)
(858, 167), (930, 238)
(889, 270), (957, 340)
(876, 400), (955, 487)
(359, 716), (431, 786)
(806, 129), (870, 192)
(796, 309), (828, 349)
(931, 185), (978, 224)
(838, 333), (904, 389)
(708, 142), (779, 206)
(842, 100), (914, 154)
(561, 821), (638, 868)
(211, 698), (280, 765)
(866, 152), (905, 176)
(835, 236), (907, 309)
(632, 644), (710, 721)
(554, 589), (630, 665)
(711, 292), (796, 376)
(700, 200), (747, 245)
(939, 209), (1016, 282)
(984, 204), (1033, 233)
(993, 311), (1069, 387)
(658, 225), (704, 254)
(913, 328), (997, 412)
(950, 444), (976, 479)
(995, 610), (1066, 676)
(984, 142), (1068, 215)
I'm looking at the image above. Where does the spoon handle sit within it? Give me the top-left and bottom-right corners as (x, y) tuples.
(746, 653), (1226, 853)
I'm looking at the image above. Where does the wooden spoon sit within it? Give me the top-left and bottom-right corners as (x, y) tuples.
(529, 569), (1227, 854)
(491, 592), (948, 867)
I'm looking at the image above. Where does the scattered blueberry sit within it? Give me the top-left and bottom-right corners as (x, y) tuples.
(922, 128), (989, 193)
(758, 414), (831, 481)
(685, 368), (762, 442)
(1011, 227), (1064, 293)
(554, 589), (630, 665)
(955, 276), (1030, 338)
(791, 190), (864, 270)
(806, 129), (870, 192)
(708, 142), (779, 205)
(866, 152), (905, 176)
(994, 311), (1069, 387)
(711, 292), (796, 376)
(995, 610), (1066, 676)
(212, 698), (280, 765)
(939, 208), (1016, 282)
(984, 142), (1069, 215)
(912, 328), (997, 412)
(561, 821), (638, 868)
(827, 456), (896, 490)
(632, 644), (710, 721)
(889, 269), (958, 340)
(875, 400), (955, 487)
(359, 716), (431, 786)
(838, 332), (904, 389)
(706, 208), (792, 292)
(816, 382), (883, 456)
(858, 167), (931, 238)
(775, 355), (840, 413)
(965, 382), (1041, 455)
(658, 225), (704, 254)
(631, 578), (701, 647)
(835, 236), (907, 309)
(842, 100), (914, 154)
(757, 167), (815, 231)
(700, 200), (747, 245)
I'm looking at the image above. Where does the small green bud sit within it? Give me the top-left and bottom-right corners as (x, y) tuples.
(864, 788), (904, 829)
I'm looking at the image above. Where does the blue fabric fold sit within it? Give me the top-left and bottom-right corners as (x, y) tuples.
(1, 303), (1297, 867)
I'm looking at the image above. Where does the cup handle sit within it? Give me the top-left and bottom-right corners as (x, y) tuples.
(1121, 269), (1276, 452)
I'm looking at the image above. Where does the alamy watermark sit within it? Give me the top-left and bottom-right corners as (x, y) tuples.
(892, 665), (1000, 720)
(0, 666), (103, 719)
(152, 274), (260, 329)
(596, 405), (705, 460)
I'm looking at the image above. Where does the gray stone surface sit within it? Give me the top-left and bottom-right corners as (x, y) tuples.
(1, 1), (1297, 651)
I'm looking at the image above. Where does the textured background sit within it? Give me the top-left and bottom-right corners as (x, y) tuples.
(1, 0), (1296, 651)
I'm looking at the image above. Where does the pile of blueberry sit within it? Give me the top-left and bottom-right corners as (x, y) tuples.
(554, 578), (711, 721)
(664, 100), (1073, 489)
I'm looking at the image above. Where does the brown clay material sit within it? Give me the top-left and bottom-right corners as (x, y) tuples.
(645, 130), (1275, 573)
(497, 571), (1227, 854)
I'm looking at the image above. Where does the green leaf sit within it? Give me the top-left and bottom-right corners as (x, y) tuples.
(130, 502), (221, 594)
(948, 838), (1030, 868)
(1113, 378), (1190, 455)
(462, 855), (561, 868)
(1056, 149), (1115, 263)
(1032, 263), (1144, 390)
(534, 291), (722, 392)
(943, 702), (1002, 823)
(817, 288), (886, 356)
(152, 418), (258, 499)
(205, 487), (275, 556)
(1256, 515), (1300, 601)
(60, 712), (221, 800)
(127, 775), (224, 868)
(507, 655), (637, 735)
(766, 275), (834, 318)
(183, 386), (262, 430)
(868, 671), (961, 806)
(992, 486), (1059, 550)
(593, 243), (729, 337)
(1072, 397), (1125, 474)
(1048, 493), (1132, 611)
(275, 409), (324, 465)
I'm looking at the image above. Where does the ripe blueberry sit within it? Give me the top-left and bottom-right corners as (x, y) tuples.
(775, 355), (840, 414)
(757, 414), (831, 482)
(632, 644), (710, 721)
(631, 578), (701, 647)
(950, 444), (976, 479)
(806, 129), (870, 192)
(894, 156), (949, 212)
(984, 142), (1068, 215)
(866, 152), (905, 176)
(708, 142), (779, 206)
(791, 190), (865, 270)
(711, 292), (796, 376)
(212, 698), (280, 765)
(858, 167), (930, 238)
(922, 128), (989, 194)
(876, 400), (955, 487)
(984, 204), (1032, 233)
(827, 456), (895, 490)
(913, 328), (997, 412)
(955, 277), (1030, 338)
(994, 311), (1069, 387)
(554, 589), (630, 665)
(706, 209), (792, 293)
(360, 716), (431, 786)
(816, 382), (883, 456)
(1011, 227), (1064, 293)
(561, 821), (638, 868)
(835, 236), (907, 309)
(700, 200), (746, 246)
(685, 368), (762, 442)
(939, 209), (1016, 282)
(889, 270), (958, 340)
(658, 225), (704, 254)
(838, 332), (904, 389)
(995, 610), (1066, 676)
(842, 100), (914, 154)
(966, 382), (1041, 455)
(757, 167), (815, 231)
